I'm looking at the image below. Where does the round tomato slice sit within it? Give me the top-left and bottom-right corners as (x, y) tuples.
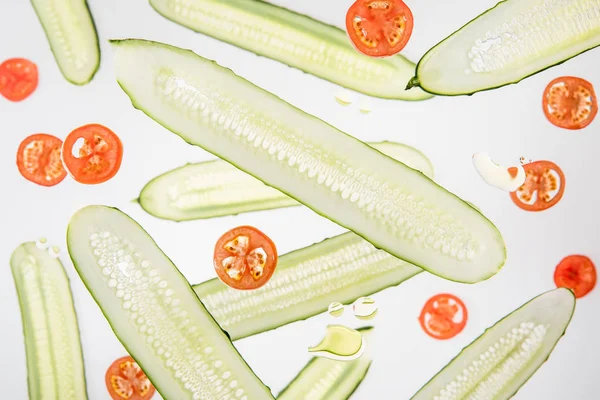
(105, 356), (155, 400)
(542, 76), (597, 130)
(554, 255), (596, 299)
(346, 0), (414, 57)
(16, 134), (67, 187)
(62, 124), (123, 184)
(0, 58), (38, 102)
(418, 293), (468, 340)
(214, 225), (278, 290)
(510, 160), (565, 212)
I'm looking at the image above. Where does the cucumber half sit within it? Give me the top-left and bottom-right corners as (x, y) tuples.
(66, 205), (274, 400)
(30, 0), (100, 85)
(407, 0), (600, 96)
(411, 288), (575, 399)
(111, 38), (506, 284)
(148, 0), (431, 100)
(10, 242), (88, 400)
(138, 141), (434, 222)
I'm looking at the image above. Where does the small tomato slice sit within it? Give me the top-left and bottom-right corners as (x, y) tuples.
(16, 134), (67, 187)
(554, 255), (596, 299)
(419, 293), (468, 340)
(105, 356), (155, 400)
(542, 76), (597, 130)
(62, 124), (123, 184)
(0, 58), (38, 102)
(346, 0), (414, 57)
(510, 160), (565, 212)
(214, 225), (278, 290)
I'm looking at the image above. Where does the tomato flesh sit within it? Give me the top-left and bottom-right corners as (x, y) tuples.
(346, 0), (414, 57)
(419, 293), (467, 340)
(510, 160), (565, 212)
(542, 76), (597, 130)
(16, 134), (67, 187)
(0, 58), (38, 102)
(214, 226), (278, 290)
(105, 356), (155, 400)
(554, 255), (596, 299)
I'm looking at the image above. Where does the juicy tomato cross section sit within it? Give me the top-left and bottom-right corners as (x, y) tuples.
(542, 76), (597, 130)
(16, 134), (67, 187)
(554, 255), (597, 299)
(105, 356), (156, 400)
(510, 160), (565, 212)
(0, 58), (38, 102)
(419, 293), (468, 340)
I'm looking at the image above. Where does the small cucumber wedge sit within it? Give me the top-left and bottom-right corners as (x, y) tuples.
(277, 327), (374, 400)
(148, 0), (431, 100)
(407, 0), (600, 96)
(111, 38), (506, 284)
(30, 0), (100, 85)
(138, 141), (434, 221)
(66, 205), (274, 400)
(411, 288), (576, 400)
(193, 231), (422, 340)
(10, 242), (88, 400)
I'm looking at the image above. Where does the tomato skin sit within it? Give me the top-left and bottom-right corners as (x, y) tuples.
(16, 133), (67, 187)
(542, 76), (597, 130)
(510, 160), (565, 212)
(554, 255), (596, 299)
(0, 58), (38, 102)
(418, 293), (468, 340)
(105, 356), (156, 400)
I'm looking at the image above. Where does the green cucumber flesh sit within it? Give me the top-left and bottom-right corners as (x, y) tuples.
(111, 38), (506, 284)
(138, 141), (434, 221)
(193, 231), (422, 340)
(408, 0), (600, 96)
(10, 242), (88, 400)
(66, 205), (274, 400)
(411, 288), (575, 400)
(277, 327), (374, 400)
(149, 0), (431, 100)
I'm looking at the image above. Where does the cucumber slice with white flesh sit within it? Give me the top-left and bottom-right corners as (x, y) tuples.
(407, 0), (600, 96)
(411, 288), (576, 400)
(193, 231), (422, 340)
(138, 141), (434, 221)
(111, 38), (506, 284)
(277, 327), (374, 400)
(148, 0), (431, 101)
(66, 205), (274, 400)
(10, 242), (88, 400)
(30, 0), (100, 85)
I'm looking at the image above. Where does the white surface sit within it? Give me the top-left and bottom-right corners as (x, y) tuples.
(0, 0), (598, 399)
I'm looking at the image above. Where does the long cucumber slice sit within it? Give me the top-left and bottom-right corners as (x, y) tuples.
(30, 0), (100, 85)
(66, 205), (274, 400)
(411, 288), (575, 399)
(193, 231), (422, 340)
(10, 242), (88, 400)
(407, 0), (600, 96)
(148, 0), (431, 100)
(138, 141), (434, 221)
(111, 38), (506, 284)
(277, 327), (374, 400)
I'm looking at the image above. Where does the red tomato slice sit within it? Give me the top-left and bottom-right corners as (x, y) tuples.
(0, 58), (39, 102)
(62, 124), (123, 184)
(346, 0), (414, 57)
(105, 356), (155, 400)
(510, 160), (565, 212)
(542, 76), (597, 130)
(16, 134), (67, 187)
(419, 293), (468, 340)
(214, 226), (278, 290)
(554, 255), (596, 299)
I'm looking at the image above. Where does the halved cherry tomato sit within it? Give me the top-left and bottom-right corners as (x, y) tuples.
(554, 255), (596, 299)
(510, 160), (565, 212)
(345, 0), (414, 57)
(419, 293), (468, 340)
(62, 124), (123, 184)
(0, 58), (38, 102)
(105, 356), (155, 400)
(542, 76), (597, 130)
(16, 134), (67, 187)
(214, 226), (278, 290)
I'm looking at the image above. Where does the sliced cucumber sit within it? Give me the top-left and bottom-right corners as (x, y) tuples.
(411, 288), (576, 400)
(10, 242), (88, 400)
(138, 141), (434, 221)
(407, 0), (600, 95)
(277, 327), (374, 400)
(30, 0), (100, 85)
(193, 231), (422, 340)
(148, 0), (431, 101)
(66, 205), (274, 400)
(111, 38), (506, 283)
